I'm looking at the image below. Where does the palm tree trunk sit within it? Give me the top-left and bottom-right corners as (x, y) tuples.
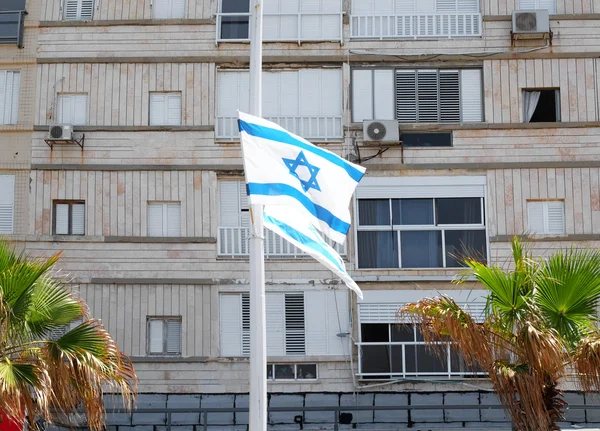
(541, 376), (565, 431)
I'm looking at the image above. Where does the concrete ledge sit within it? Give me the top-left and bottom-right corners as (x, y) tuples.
(104, 236), (216, 244)
(484, 13), (600, 21)
(349, 121), (600, 131)
(89, 278), (239, 285)
(491, 234), (600, 242)
(367, 161), (600, 171)
(130, 356), (208, 363)
(39, 19), (214, 27)
(33, 125), (214, 132)
(31, 164), (243, 171)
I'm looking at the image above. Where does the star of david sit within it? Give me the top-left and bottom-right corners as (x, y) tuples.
(282, 151), (321, 192)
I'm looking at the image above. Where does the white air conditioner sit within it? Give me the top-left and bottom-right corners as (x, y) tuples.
(362, 120), (400, 145)
(48, 124), (73, 141)
(512, 10), (550, 34)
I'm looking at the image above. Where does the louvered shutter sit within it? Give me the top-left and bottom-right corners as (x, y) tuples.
(417, 70), (439, 122)
(266, 293), (285, 356)
(56, 95), (70, 123)
(64, 0), (80, 19)
(0, 71), (20, 125)
(80, 0), (94, 19)
(54, 203), (70, 235)
(148, 320), (164, 353)
(352, 70), (373, 122)
(457, 0), (479, 12)
(527, 201), (545, 234)
(284, 293), (306, 355)
(436, 0), (457, 12)
(10, 72), (20, 124)
(219, 181), (242, 227)
(71, 203), (85, 235)
(460, 69), (483, 122)
(238, 181), (249, 227)
(166, 203), (181, 236)
(439, 70), (460, 123)
(147, 203), (164, 236)
(0, 175), (14, 234)
(416, 0), (435, 13)
(395, 70), (417, 122)
(149, 93), (165, 125)
(220, 294), (243, 356)
(320, 69), (342, 117)
(538, 0), (556, 13)
(73, 95), (88, 125)
(353, 0), (374, 13)
(64, 0), (94, 20)
(519, 0), (537, 9)
(0, 71), (5, 124)
(241, 294), (250, 355)
(167, 93), (182, 125)
(166, 320), (182, 354)
(546, 201), (565, 234)
(394, 0), (415, 13)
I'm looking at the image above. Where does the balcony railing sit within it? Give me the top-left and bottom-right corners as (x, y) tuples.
(0, 10), (27, 48)
(356, 341), (486, 379)
(350, 13), (482, 39)
(218, 226), (346, 258)
(216, 12), (343, 43)
(216, 115), (343, 141)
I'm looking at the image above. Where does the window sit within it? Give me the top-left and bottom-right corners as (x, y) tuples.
(153, 0), (185, 18)
(352, 69), (482, 123)
(267, 363), (318, 380)
(218, 0), (342, 42)
(217, 69), (342, 140)
(0, 0), (26, 48)
(219, 290), (349, 357)
(0, 71), (20, 125)
(147, 202), (181, 237)
(523, 89), (559, 123)
(519, 0), (556, 14)
(149, 92), (182, 126)
(64, 0), (94, 20)
(0, 175), (14, 234)
(357, 289), (486, 379)
(147, 317), (182, 355)
(355, 176), (487, 269)
(53, 201), (85, 235)
(350, 0), (481, 38)
(401, 132), (452, 148)
(56, 94), (88, 125)
(527, 200), (565, 235)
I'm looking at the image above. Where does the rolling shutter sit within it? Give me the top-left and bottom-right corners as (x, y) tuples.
(305, 290), (350, 356)
(149, 93), (165, 126)
(519, 0), (554, 13)
(219, 181), (248, 227)
(284, 293), (306, 355)
(153, 0), (184, 18)
(166, 319), (182, 354)
(54, 204), (70, 235)
(167, 93), (182, 125)
(241, 294), (250, 355)
(352, 70), (373, 122)
(439, 70), (460, 123)
(57, 94), (88, 125)
(220, 294), (243, 356)
(460, 69), (483, 122)
(147, 203), (164, 236)
(0, 71), (20, 125)
(395, 70), (417, 122)
(147, 202), (181, 236)
(266, 293), (285, 356)
(71, 203), (85, 235)
(166, 203), (181, 236)
(416, 70), (439, 122)
(150, 93), (181, 126)
(0, 175), (14, 234)
(148, 320), (164, 353)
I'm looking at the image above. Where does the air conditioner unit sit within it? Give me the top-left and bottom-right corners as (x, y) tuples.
(362, 120), (400, 145)
(48, 124), (73, 141)
(512, 10), (550, 35)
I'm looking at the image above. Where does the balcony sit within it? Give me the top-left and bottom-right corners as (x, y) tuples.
(350, 13), (482, 39)
(216, 12), (343, 43)
(218, 226), (346, 258)
(0, 10), (27, 48)
(215, 115), (343, 142)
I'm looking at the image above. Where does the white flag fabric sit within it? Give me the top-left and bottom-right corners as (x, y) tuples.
(263, 206), (363, 299)
(238, 111), (366, 244)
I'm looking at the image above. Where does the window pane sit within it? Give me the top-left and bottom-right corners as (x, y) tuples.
(220, 16), (249, 39)
(436, 198), (482, 224)
(414, 345), (448, 375)
(297, 364), (317, 379)
(358, 199), (390, 226)
(392, 199), (434, 225)
(400, 231), (442, 268)
(361, 324), (389, 342)
(361, 345), (391, 375)
(445, 230), (487, 267)
(274, 364), (294, 379)
(391, 324), (414, 342)
(357, 231), (399, 269)
(0, 14), (19, 43)
(222, 0), (249, 13)
(267, 364), (273, 379)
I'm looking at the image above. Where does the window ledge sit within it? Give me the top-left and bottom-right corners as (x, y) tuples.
(484, 13), (600, 22)
(24, 235), (216, 244)
(33, 125), (214, 132)
(131, 356), (208, 363)
(39, 19), (214, 27)
(349, 122), (600, 132)
(491, 234), (600, 242)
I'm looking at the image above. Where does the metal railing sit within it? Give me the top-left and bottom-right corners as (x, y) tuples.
(216, 12), (343, 44)
(218, 226), (346, 258)
(356, 341), (487, 379)
(216, 115), (343, 141)
(350, 13), (482, 39)
(0, 10), (27, 48)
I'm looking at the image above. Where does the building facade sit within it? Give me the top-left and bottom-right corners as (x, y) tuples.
(2, 0), (600, 428)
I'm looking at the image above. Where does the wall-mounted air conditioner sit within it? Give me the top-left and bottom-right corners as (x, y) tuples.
(48, 124), (73, 141)
(512, 10), (550, 38)
(362, 120), (400, 145)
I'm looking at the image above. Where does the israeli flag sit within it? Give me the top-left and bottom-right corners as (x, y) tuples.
(238, 112), (366, 245)
(263, 206), (363, 299)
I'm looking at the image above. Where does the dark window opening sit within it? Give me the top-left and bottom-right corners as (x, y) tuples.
(0, 0), (26, 48)
(220, 0), (249, 39)
(524, 89), (559, 123)
(401, 132), (452, 147)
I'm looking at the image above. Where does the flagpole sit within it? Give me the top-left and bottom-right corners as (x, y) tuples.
(248, 0), (267, 431)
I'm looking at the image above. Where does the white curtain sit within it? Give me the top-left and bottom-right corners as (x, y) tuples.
(523, 91), (541, 122)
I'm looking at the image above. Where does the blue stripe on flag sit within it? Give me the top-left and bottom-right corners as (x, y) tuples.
(247, 182), (350, 236)
(263, 214), (345, 273)
(238, 119), (364, 183)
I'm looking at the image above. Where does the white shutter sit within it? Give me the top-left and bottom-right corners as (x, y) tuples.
(352, 70), (373, 122)
(80, 0), (94, 19)
(64, 0), (80, 19)
(219, 181), (242, 227)
(320, 69), (342, 117)
(416, 0), (435, 12)
(73, 95), (88, 125)
(10, 72), (20, 124)
(538, 0), (556, 13)
(396, 70), (417, 122)
(353, 0), (374, 13)
(527, 201), (545, 234)
(54, 204), (70, 235)
(0, 71), (5, 124)
(284, 293), (305, 355)
(305, 291), (328, 355)
(262, 72), (281, 118)
(149, 93), (165, 125)
(436, 0), (457, 12)
(299, 70), (321, 116)
(148, 320), (164, 353)
(238, 182), (249, 227)
(56, 95), (70, 123)
(166, 320), (181, 354)
(394, 0), (415, 13)
(0, 71), (20, 125)
(220, 294), (243, 356)
(305, 290), (349, 356)
(166, 203), (181, 236)
(153, 0), (170, 17)
(147, 203), (164, 236)
(167, 93), (182, 125)
(57, 94), (88, 125)
(0, 175), (15, 234)
(440, 70), (460, 123)
(457, 0), (479, 12)
(546, 201), (565, 234)
(279, 72), (299, 117)
(64, 0), (94, 20)
(266, 293), (285, 356)
(460, 69), (483, 123)
(518, 0), (536, 8)
(71, 203), (85, 235)
(374, 70), (394, 120)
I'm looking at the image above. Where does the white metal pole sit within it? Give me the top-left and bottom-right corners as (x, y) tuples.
(248, 0), (267, 430)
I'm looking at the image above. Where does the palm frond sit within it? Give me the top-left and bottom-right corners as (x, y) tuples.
(572, 333), (600, 392)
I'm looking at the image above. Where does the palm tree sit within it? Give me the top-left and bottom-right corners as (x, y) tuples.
(0, 241), (136, 431)
(402, 237), (600, 431)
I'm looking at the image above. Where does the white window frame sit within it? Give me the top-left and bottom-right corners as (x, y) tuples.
(354, 176), (489, 270)
(63, 0), (95, 20)
(0, 175), (15, 235)
(527, 200), (565, 235)
(0, 71), (20, 125)
(152, 0), (186, 19)
(267, 363), (318, 381)
(147, 316), (182, 356)
(56, 93), (88, 125)
(147, 201), (181, 237)
(149, 92), (182, 126)
(53, 200), (85, 235)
